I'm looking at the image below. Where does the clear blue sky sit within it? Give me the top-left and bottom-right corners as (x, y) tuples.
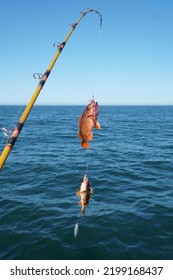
(0, 0), (173, 105)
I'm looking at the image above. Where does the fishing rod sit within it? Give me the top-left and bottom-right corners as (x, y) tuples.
(0, 8), (102, 170)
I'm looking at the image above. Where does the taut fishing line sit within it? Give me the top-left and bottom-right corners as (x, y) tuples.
(72, 9), (102, 237)
(73, 163), (89, 238)
(98, 28), (102, 48)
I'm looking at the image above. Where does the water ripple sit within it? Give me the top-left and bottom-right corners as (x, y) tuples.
(0, 106), (173, 259)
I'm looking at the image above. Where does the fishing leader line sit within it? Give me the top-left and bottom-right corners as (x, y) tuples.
(73, 165), (88, 238)
(73, 162), (88, 238)
(98, 27), (102, 48)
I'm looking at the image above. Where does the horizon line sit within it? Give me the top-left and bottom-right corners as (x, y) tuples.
(0, 103), (173, 107)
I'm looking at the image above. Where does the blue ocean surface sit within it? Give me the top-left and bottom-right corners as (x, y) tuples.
(0, 105), (173, 260)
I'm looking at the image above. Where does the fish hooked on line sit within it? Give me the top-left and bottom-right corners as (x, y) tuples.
(76, 173), (93, 215)
(78, 98), (101, 149)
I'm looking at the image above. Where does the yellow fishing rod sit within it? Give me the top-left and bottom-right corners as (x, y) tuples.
(0, 8), (102, 170)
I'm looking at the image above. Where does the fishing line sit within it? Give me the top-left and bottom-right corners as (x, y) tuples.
(73, 164), (89, 238)
(85, 164), (89, 177)
(70, 8), (102, 237)
(98, 28), (102, 48)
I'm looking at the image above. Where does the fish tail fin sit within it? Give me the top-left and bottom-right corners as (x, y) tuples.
(81, 141), (89, 149)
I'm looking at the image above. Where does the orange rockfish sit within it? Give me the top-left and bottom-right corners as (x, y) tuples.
(76, 174), (93, 215)
(78, 98), (101, 149)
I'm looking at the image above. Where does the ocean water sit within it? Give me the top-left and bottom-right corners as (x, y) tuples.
(0, 105), (173, 260)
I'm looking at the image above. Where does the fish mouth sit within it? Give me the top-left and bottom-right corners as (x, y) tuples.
(87, 114), (94, 118)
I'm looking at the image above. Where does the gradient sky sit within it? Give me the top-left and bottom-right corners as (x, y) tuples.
(0, 0), (173, 105)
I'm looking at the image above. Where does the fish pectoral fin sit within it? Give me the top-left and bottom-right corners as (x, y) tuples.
(78, 131), (82, 140)
(80, 190), (86, 195)
(76, 191), (81, 197)
(78, 201), (82, 206)
(95, 121), (101, 129)
(81, 141), (89, 149)
(88, 131), (93, 141)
